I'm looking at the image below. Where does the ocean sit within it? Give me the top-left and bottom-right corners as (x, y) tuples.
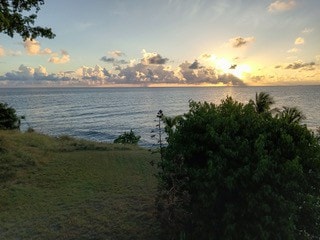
(0, 86), (319, 147)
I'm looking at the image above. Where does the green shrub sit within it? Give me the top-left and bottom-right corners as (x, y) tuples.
(114, 130), (141, 145)
(157, 96), (320, 239)
(0, 102), (21, 130)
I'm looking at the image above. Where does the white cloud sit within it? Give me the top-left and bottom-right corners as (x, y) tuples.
(34, 65), (48, 78)
(0, 64), (35, 81)
(294, 37), (304, 45)
(268, 0), (296, 12)
(1, 51), (246, 87)
(49, 50), (70, 64)
(75, 65), (108, 81)
(23, 39), (52, 55)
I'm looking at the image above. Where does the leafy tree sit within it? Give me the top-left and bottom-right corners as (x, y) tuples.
(156, 96), (320, 239)
(277, 106), (306, 124)
(0, 0), (55, 39)
(249, 92), (275, 114)
(114, 129), (141, 145)
(0, 102), (22, 130)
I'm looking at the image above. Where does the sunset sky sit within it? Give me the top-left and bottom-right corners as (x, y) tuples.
(0, 0), (319, 87)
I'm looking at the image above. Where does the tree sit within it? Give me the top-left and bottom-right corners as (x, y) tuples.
(114, 129), (141, 145)
(278, 106), (306, 124)
(0, 0), (55, 40)
(0, 102), (21, 129)
(250, 92), (275, 114)
(156, 96), (320, 239)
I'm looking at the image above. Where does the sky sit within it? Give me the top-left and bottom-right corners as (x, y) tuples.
(0, 0), (320, 87)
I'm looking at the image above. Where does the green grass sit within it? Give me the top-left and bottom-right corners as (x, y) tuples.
(0, 130), (160, 239)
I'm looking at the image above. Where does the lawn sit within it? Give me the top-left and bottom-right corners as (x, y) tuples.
(0, 130), (160, 239)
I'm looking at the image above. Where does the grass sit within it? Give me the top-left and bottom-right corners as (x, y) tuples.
(0, 130), (160, 239)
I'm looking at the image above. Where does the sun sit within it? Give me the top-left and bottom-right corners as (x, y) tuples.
(207, 55), (251, 79)
(231, 64), (251, 79)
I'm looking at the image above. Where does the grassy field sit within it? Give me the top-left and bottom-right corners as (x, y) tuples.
(0, 130), (160, 239)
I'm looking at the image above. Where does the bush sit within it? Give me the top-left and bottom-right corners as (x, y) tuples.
(114, 130), (141, 145)
(156, 97), (320, 239)
(0, 102), (21, 130)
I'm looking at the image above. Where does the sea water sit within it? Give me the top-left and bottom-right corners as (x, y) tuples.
(0, 86), (319, 147)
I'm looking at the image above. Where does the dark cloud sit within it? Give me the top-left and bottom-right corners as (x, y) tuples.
(116, 63), (179, 85)
(189, 60), (202, 69)
(100, 56), (115, 62)
(103, 68), (111, 77)
(229, 64), (237, 69)
(200, 53), (212, 59)
(117, 59), (129, 64)
(250, 75), (265, 83)
(285, 61), (315, 70)
(229, 37), (254, 48)
(217, 74), (246, 86)
(142, 51), (169, 65)
(114, 65), (122, 71)
(100, 56), (129, 65)
(178, 61), (245, 86)
(147, 55), (168, 64)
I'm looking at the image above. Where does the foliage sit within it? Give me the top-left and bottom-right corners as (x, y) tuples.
(249, 91), (275, 114)
(277, 106), (306, 124)
(0, 0), (55, 39)
(0, 102), (22, 130)
(156, 95), (320, 239)
(114, 129), (141, 145)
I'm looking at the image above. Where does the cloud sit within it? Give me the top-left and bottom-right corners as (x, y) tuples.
(109, 50), (125, 57)
(294, 37), (304, 45)
(49, 50), (70, 64)
(0, 64), (36, 81)
(23, 39), (52, 55)
(0, 64), (79, 85)
(302, 28), (313, 34)
(75, 65), (109, 82)
(0, 46), (22, 57)
(100, 56), (129, 64)
(100, 56), (115, 63)
(229, 37), (255, 48)
(34, 65), (48, 78)
(111, 58), (245, 86)
(287, 48), (299, 53)
(250, 75), (265, 83)
(1, 51), (246, 87)
(268, 0), (296, 12)
(229, 64), (237, 69)
(189, 60), (202, 69)
(141, 50), (169, 65)
(200, 53), (212, 59)
(284, 61), (315, 70)
(115, 63), (179, 85)
(177, 61), (244, 86)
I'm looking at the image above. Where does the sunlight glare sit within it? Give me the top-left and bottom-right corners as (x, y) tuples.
(208, 56), (251, 79)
